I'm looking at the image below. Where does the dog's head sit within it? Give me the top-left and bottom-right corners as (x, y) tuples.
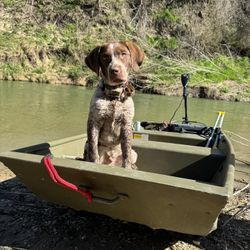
(85, 41), (144, 86)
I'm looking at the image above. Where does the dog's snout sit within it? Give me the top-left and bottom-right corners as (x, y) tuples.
(110, 65), (120, 75)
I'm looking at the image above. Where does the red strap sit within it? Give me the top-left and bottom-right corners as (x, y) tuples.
(42, 155), (92, 203)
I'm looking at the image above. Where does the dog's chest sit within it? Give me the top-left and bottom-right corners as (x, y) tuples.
(107, 101), (124, 123)
(93, 97), (134, 146)
(95, 98), (134, 122)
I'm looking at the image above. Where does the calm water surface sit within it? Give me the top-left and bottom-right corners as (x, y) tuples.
(0, 81), (249, 163)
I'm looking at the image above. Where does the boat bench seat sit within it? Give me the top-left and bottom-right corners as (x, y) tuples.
(132, 140), (226, 182)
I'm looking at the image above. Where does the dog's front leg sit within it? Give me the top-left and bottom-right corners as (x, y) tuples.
(87, 118), (101, 163)
(121, 121), (133, 169)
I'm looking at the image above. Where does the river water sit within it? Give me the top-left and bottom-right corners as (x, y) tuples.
(0, 81), (249, 165)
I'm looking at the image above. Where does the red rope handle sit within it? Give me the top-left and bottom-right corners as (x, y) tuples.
(42, 155), (92, 203)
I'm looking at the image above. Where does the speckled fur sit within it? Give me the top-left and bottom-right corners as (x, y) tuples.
(84, 41), (144, 169)
(84, 82), (137, 169)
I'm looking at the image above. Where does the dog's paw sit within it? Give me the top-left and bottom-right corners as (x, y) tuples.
(88, 156), (100, 164)
(124, 163), (138, 170)
(94, 158), (100, 164)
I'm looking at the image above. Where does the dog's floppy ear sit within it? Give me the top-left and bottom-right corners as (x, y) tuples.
(123, 41), (144, 71)
(85, 46), (102, 75)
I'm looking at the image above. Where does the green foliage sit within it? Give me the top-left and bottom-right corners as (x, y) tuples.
(190, 56), (250, 84)
(147, 35), (178, 50)
(54, 0), (84, 11)
(244, 88), (250, 97)
(67, 66), (84, 81)
(147, 55), (250, 85)
(0, 32), (20, 50)
(155, 9), (179, 23)
(34, 24), (62, 47)
(62, 23), (77, 38)
(0, 63), (22, 78)
(60, 0), (81, 8)
(219, 87), (229, 94)
(32, 67), (46, 74)
(2, 0), (22, 7)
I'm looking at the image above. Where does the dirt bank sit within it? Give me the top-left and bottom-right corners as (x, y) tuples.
(0, 161), (249, 250)
(134, 80), (250, 102)
(1, 77), (250, 103)
(1, 0), (249, 102)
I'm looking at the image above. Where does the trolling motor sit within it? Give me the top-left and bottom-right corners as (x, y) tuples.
(182, 73), (189, 124)
(139, 73), (226, 145)
(167, 74), (208, 133)
(141, 73), (210, 135)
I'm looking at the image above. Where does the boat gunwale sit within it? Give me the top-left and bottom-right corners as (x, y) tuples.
(0, 152), (230, 199)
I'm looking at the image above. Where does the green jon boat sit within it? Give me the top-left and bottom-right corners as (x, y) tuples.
(0, 129), (234, 236)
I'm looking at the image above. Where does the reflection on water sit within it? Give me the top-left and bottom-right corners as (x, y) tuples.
(0, 81), (249, 163)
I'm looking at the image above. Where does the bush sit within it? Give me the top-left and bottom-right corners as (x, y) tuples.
(67, 66), (83, 81)
(155, 9), (179, 23)
(0, 63), (22, 79)
(147, 34), (178, 50)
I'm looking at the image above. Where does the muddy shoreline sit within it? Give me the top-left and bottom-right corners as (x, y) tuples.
(1, 77), (249, 102)
(132, 78), (250, 102)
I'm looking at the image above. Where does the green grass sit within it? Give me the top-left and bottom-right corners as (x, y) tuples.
(154, 8), (179, 23)
(0, 31), (22, 51)
(67, 66), (84, 81)
(0, 63), (23, 79)
(219, 87), (229, 94)
(31, 67), (46, 74)
(189, 56), (250, 84)
(2, 0), (23, 7)
(145, 54), (250, 85)
(146, 34), (178, 50)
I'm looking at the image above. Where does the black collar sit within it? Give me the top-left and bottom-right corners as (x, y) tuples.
(99, 80), (127, 101)
(100, 80), (126, 91)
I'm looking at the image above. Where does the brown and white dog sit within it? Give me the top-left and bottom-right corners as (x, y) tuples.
(84, 41), (144, 169)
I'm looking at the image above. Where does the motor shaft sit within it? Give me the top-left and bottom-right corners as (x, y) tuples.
(181, 74), (189, 124)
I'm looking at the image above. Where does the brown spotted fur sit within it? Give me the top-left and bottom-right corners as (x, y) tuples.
(84, 41), (144, 169)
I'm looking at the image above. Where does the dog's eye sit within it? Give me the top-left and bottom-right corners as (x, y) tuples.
(121, 52), (127, 56)
(102, 54), (111, 61)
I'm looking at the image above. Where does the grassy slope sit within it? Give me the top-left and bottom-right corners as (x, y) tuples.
(0, 0), (249, 100)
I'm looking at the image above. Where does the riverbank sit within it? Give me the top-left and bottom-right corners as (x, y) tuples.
(1, 1), (249, 102)
(1, 76), (250, 102)
(133, 77), (250, 102)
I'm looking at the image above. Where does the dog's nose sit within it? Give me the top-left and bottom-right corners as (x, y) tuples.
(110, 66), (120, 75)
